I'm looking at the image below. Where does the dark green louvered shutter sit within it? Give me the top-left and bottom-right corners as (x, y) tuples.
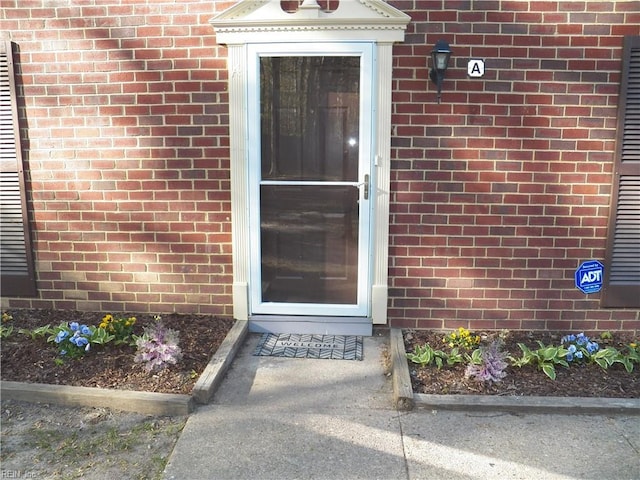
(602, 36), (640, 307)
(1, 41), (36, 297)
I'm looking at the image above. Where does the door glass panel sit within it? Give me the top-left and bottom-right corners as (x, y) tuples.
(259, 56), (361, 304)
(260, 56), (360, 181)
(261, 185), (358, 304)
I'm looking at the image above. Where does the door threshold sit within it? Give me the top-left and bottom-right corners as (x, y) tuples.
(249, 315), (372, 336)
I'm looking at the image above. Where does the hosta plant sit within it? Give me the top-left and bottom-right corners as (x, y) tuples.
(407, 343), (463, 369)
(509, 341), (570, 380)
(1, 312), (14, 338)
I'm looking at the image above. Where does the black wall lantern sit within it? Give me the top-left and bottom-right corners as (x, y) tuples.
(429, 39), (451, 103)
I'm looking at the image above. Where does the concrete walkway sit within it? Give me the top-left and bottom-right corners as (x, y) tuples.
(163, 332), (640, 480)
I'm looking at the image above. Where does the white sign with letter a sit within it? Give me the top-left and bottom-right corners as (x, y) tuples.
(468, 59), (485, 77)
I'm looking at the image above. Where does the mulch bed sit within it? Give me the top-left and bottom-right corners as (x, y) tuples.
(1, 309), (235, 395)
(405, 330), (640, 398)
(3, 310), (638, 399)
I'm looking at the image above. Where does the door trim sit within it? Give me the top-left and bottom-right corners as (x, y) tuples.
(221, 40), (399, 329)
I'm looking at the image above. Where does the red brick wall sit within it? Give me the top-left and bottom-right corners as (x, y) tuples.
(1, 0), (236, 315)
(1, 1), (639, 332)
(387, 0), (640, 332)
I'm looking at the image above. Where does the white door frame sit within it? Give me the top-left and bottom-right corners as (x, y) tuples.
(247, 42), (374, 318)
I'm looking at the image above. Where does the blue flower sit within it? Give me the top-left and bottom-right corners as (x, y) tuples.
(80, 325), (91, 335)
(55, 331), (69, 343)
(566, 344), (577, 362)
(60, 349), (67, 356)
(586, 341), (599, 354)
(561, 334), (576, 344)
(575, 333), (589, 346)
(70, 335), (89, 347)
(575, 351), (583, 359)
(70, 322), (80, 332)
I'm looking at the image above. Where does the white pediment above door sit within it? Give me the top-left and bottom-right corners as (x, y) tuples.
(210, 0), (410, 43)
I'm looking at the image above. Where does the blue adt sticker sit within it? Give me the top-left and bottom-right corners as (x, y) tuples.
(575, 260), (604, 294)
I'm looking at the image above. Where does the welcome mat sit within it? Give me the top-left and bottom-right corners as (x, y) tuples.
(253, 334), (363, 361)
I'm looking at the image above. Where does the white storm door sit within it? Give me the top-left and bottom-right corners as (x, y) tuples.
(248, 43), (374, 317)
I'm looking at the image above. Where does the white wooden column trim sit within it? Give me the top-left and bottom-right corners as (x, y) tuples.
(371, 42), (393, 325)
(228, 44), (250, 321)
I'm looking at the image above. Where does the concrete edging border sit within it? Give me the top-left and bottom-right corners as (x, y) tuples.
(0, 319), (249, 416)
(390, 327), (640, 415)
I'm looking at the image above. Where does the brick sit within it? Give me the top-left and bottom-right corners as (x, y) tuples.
(2, 1), (631, 333)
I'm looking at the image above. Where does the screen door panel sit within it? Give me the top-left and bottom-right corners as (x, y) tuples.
(259, 56), (360, 306)
(260, 185), (358, 304)
(249, 43), (372, 317)
(261, 56), (360, 182)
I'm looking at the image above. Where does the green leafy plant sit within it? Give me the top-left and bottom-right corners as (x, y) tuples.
(0, 324), (14, 339)
(590, 346), (620, 369)
(1, 311), (14, 338)
(588, 346), (639, 373)
(90, 326), (116, 346)
(407, 343), (463, 369)
(18, 324), (53, 340)
(509, 341), (569, 380)
(619, 342), (640, 373)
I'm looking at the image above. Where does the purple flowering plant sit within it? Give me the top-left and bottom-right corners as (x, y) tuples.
(465, 339), (509, 384)
(133, 316), (183, 373)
